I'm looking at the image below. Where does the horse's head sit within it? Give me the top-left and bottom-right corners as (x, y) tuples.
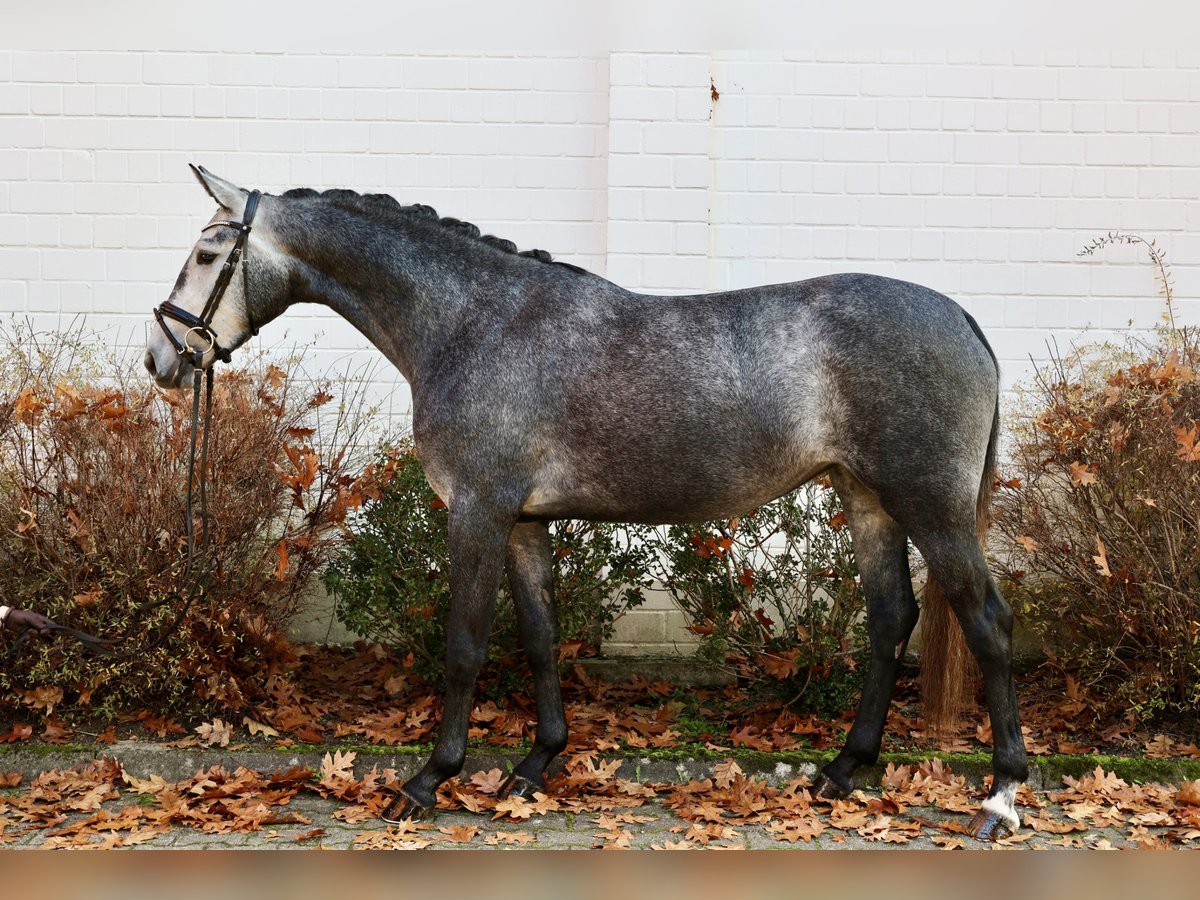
(145, 166), (284, 388)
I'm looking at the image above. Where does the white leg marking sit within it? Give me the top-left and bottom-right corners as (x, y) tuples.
(980, 782), (1020, 832)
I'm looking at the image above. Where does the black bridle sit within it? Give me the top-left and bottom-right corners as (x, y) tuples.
(6, 191), (263, 661)
(153, 189), (262, 367)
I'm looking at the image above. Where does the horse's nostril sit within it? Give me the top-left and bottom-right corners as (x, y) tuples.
(144, 351), (156, 375)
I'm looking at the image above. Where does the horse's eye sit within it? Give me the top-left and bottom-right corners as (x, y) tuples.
(197, 251), (217, 265)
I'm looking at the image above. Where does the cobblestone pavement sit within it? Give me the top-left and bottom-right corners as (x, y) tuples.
(2, 792), (1144, 850)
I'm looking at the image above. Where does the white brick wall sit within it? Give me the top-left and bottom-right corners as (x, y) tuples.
(708, 51), (1200, 390)
(3, 48), (1199, 651)
(607, 52), (711, 294)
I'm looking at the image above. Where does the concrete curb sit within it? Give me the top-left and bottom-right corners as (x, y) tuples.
(5, 742), (1199, 790)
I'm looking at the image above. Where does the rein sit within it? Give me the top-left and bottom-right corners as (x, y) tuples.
(6, 192), (262, 660)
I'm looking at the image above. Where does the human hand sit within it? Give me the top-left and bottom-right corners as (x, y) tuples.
(4, 609), (58, 636)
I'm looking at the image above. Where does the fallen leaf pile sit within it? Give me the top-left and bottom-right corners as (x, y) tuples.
(1, 758), (314, 849)
(3, 644), (1196, 762)
(3, 637), (1200, 851)
(3, 753), (1200, 850)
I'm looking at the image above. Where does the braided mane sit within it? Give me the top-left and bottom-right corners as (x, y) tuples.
(280, 188), (590, 275)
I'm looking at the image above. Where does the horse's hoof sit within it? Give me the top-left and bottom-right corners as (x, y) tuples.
(381, 789), (434, 825)
(812, 772), (851, 802)
(967, 809), (1014, 842)
(497, 773), (543, 801)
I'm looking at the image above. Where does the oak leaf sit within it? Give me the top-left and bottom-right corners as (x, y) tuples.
(1175, 423), (1200, 462)
(274, 541), (289, 581)
(243, 717), (280, 740)
(931, 835), (965, 849)
(470, 768), (506, 795)
(651, 839), (692, 850)
(1176, 780), (1200, 807)
(438, 824), (479, 843)
(195, 718), (232, 748)
(319, 749), (356, 786)
(712, 759), (744, 790)
(757, 649), (800, 680)
(20, 686), (63, 716)
(265, 365), (288, 389)
(1069, 461), (1098, 486)
(484, 831), (535, 845)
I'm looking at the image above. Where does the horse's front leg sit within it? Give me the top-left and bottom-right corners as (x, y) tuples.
(383, 496), (514, 823)
(497, 521), (569, 800)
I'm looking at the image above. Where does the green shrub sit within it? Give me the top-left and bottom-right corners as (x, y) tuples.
(324, 444), (652, 685)
(642, 483), (866, 714)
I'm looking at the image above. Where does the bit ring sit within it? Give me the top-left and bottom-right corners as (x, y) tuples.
(182, 326), (215, 355)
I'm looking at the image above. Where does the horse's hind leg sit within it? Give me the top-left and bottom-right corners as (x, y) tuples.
(497, 521), (569, 799)
(813, 470), (919, 799)
(914, 530), (1028, 839)
(383, 496), (512, 823)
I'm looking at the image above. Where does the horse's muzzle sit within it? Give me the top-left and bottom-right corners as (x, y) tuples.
(144, 349), (189, 390)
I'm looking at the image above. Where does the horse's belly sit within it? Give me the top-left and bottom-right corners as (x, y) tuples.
(520, 436), (831, 524)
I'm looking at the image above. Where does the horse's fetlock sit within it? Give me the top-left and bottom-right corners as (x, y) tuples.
(538, 724), (569, 756)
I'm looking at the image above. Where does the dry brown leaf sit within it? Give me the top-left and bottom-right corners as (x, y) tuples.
(470, 768), (506, 795)
(243, 717), (280, 740)
(712, 759), (744, 790)
(931, 835), (966, 849)
(439, 824), (479, 844)
(1070, 461), (1098, 486)
(1092, 536), (1111, 578)
(1175, 781), (1200, 807)
(195, 718), (232, 748)
(484, 831), (535, 846)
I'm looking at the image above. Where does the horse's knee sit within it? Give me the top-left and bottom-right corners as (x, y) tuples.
(874, 596), (919, 637)
(444, 637), (488, 686)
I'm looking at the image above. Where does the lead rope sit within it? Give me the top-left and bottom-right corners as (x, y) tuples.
(100, 364), (219, 659)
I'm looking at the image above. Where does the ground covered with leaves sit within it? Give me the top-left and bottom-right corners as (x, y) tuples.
(3, 644), (1200, 849)
(3, 752), (1200, 850)
(3, 643), (1199, 761)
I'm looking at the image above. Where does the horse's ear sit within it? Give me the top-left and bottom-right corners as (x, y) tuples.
(190, 164), (248, 211)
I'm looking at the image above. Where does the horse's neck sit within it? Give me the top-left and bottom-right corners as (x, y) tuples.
(282, 223), (484, 386)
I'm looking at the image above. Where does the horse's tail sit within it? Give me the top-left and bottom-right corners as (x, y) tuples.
(921, 332), (999, 737)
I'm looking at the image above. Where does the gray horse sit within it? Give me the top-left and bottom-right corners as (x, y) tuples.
(145, 167), (1028, 840)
